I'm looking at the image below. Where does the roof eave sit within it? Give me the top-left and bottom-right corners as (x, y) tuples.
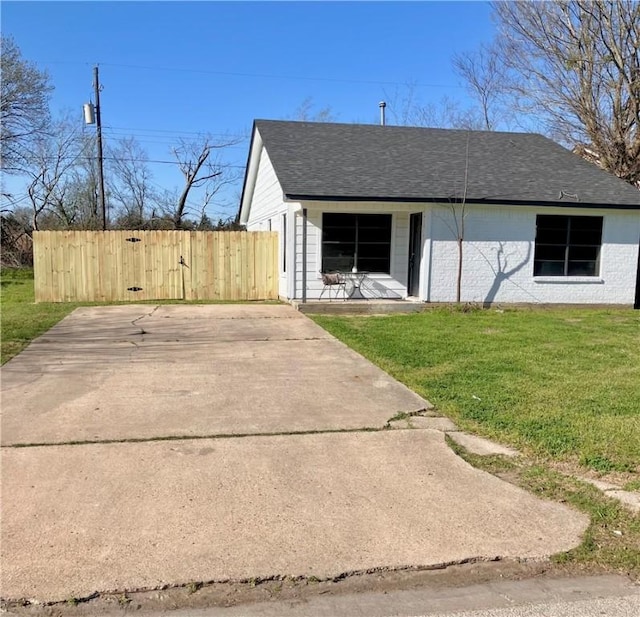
(237, 124), (264, 225)
(285, 194), (640, 210)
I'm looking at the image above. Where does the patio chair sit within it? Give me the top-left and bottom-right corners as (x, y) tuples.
(319, 272), (347, 301)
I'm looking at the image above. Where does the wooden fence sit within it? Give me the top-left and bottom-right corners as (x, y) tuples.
(33, 230), (279, 302)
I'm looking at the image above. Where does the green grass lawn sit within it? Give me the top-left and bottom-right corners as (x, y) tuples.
(313, 307), (640, 474)
(1, 268), (82, 364)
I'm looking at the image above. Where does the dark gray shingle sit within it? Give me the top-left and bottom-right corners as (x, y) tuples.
(254, 120), (640, 208)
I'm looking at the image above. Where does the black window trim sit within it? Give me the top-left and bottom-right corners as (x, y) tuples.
(321, 212), (394, 275)
(533, 214), (604, 278)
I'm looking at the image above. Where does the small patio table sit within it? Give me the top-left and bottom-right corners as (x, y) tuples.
(343, 271), (369, 299)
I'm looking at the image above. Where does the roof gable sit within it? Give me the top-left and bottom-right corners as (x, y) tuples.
(250, 120), (639, 208)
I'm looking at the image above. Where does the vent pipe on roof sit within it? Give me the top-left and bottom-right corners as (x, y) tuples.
(379, 101), (386, 126)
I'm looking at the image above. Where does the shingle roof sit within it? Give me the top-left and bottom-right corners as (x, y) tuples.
(253, 120), (640, 208)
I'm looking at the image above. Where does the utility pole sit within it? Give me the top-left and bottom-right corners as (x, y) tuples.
(93, 66), (107, 230)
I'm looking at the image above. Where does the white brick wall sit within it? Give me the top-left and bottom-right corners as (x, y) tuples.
(427, 204), (640, 304)
(245, 158), (639, 305)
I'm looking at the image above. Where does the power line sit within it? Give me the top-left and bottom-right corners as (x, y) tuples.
(101, 134), (248, 150)
(105, 157), (246, 169)
(102, 62), (464, 89)
(22, 155), (246, 168)
(103, 125), (248, 139)
(37, 59), (463, 90)
(101, 127), (248, 150)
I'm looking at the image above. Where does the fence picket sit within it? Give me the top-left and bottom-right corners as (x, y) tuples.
(32, 231), (279, 303)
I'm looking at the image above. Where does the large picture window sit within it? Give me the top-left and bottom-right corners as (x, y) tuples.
(533, 215), (603, 277)
(322, 213), (392, 273)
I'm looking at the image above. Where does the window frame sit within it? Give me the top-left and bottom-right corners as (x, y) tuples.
(533, 214), (603, 278)
(321, 212), (393, 274)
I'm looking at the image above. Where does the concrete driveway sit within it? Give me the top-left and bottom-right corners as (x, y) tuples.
(0, 304), (588, 603)
(1, 304), (426, 445)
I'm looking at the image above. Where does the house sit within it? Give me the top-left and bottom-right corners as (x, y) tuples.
(238, 120), (640, 306)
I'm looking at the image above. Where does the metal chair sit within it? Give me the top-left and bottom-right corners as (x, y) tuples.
(319, 272), (347, 301)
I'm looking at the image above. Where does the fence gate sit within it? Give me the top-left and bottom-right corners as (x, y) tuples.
(33, 230), (278, 302)
(117, 231), (186, 301)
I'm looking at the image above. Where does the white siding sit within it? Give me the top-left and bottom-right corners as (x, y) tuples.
(291, 203), (417, 300)
(244, 147), (289, 298)
(245, 148), (284, 231)
(427, 204), (640, 304)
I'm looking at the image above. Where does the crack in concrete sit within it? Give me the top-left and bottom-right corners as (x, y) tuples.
(3, 411), (441, 449)
(130, 305), (160, 338)
(2, 555), (518, 607)
(385, 409), (433, 426)
(2, 408), (438, 449)
(3, 427), (384, 449)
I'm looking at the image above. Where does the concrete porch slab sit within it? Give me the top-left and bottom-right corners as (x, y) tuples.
(293, 299), (425, 315)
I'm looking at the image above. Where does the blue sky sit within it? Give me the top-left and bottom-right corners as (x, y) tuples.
(3, 1), (496, 221)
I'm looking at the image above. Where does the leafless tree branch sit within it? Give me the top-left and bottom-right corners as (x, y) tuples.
(170, 134), (240, 229)
(488, 0), (639, 185)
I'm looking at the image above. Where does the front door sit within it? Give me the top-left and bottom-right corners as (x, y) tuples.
(407, 213), (423, 297)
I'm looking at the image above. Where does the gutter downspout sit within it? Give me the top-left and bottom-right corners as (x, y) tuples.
(301, 207), (307, 303)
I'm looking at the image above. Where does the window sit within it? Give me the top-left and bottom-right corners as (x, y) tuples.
(533, 215), (603, 277)
(322, 213), (392, 273)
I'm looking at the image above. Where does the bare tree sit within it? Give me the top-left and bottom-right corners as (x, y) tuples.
(47, 170), (102, 229)
(383, 84), (486, 130)
(108, 137), (155, 228)
(412, 96), (486, 131)
(434, 133), (471, 303)
(170, 135), (240, 229)
(453, 134), (470, 303)
(1, 208), (34, 267)
(25, 117), (82, 230)
(481, 0), (640, 186)
(0, 36), (53, 173)
(452, 43), (506, 131)
(76, 132), (102, 225)
(289, 97), (337, 123)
